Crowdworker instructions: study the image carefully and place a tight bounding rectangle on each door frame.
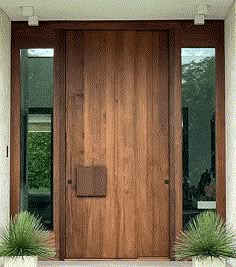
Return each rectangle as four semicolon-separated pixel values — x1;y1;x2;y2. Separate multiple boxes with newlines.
11;20;225;260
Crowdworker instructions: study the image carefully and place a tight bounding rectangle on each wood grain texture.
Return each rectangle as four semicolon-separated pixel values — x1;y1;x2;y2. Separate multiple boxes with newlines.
116;32;137;258
10;40;21;216
168;28;183;260
76;166;107;197
66;31;169;259
151;31;169;257
12;21;181;33
215;35;226;220
135;31;169;257
54;30;66;260
66;31;85;259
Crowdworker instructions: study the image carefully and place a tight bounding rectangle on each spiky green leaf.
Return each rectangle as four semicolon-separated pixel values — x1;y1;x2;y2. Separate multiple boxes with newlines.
0;211;55;258
175;211;236;260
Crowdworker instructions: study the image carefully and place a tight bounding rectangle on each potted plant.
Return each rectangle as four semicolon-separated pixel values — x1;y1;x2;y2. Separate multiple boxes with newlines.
175;211;236;267
0;211;55;267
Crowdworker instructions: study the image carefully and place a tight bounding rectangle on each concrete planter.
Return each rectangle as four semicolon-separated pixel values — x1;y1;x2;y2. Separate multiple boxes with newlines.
3;256;38;267
192;257;226;267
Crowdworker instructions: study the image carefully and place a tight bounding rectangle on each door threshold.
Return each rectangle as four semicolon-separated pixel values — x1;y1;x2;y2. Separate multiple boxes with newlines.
65;258;170;261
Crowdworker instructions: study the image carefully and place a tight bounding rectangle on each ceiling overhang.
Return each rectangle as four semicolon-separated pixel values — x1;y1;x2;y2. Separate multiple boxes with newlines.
0;0;234;22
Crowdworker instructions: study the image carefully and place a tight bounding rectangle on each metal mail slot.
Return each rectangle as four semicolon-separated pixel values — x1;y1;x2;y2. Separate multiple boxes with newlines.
76;166;107;197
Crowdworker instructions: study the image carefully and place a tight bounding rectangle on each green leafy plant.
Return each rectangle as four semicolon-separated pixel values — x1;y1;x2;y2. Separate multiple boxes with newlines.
175;211;236;260
28;132;52;190
0;211;55;258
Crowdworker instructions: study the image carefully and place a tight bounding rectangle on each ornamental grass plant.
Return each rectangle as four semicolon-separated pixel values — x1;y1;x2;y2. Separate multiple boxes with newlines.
0;211;55;258
175;211;236;261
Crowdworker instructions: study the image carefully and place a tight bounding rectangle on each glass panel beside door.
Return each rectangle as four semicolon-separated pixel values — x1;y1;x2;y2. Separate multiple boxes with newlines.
20;49;54;230
181;48;216;227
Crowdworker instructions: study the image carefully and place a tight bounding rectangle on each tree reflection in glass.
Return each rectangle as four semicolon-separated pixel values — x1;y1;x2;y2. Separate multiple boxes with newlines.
181;48;216;227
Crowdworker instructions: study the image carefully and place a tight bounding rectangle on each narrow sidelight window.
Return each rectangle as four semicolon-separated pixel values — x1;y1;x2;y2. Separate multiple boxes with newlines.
181;48;216;227
20;49;54;230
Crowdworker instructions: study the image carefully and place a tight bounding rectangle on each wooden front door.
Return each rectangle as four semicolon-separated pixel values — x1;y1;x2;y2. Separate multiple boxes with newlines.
65;30;169;259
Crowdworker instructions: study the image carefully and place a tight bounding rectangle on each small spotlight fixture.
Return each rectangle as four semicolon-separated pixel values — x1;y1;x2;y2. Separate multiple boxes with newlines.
21;5;39;26
194;4;209;25
194;14;205;25
28;15;39;26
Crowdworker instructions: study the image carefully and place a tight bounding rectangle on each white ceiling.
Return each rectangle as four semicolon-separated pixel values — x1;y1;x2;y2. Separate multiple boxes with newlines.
0;0;233;21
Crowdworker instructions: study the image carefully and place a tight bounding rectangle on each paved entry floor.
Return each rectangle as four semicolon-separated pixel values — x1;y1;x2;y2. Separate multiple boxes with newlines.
39;261;192;267
38;261;235;267
0;260;234;266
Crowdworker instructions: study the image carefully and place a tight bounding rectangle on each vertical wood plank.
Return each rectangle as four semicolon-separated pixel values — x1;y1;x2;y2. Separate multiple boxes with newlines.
151;31;169;256
83;31;106;258
10;41;21;216
65;31;85;258
117;32;137;258
136;31;170;257
54;30;66;260
102;31;118;258
135;31;152;256
169;28;183;259
215;36;226;220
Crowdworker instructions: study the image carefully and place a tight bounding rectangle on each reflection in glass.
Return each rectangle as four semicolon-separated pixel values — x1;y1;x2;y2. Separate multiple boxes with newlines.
182;48;216;227
20;49;54;230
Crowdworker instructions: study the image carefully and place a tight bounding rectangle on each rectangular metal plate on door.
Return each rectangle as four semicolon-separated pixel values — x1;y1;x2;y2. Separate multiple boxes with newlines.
76;166;107;197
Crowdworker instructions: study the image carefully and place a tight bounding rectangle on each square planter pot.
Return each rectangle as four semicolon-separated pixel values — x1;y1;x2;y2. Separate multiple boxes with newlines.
192;257;226;267
3;256;38;267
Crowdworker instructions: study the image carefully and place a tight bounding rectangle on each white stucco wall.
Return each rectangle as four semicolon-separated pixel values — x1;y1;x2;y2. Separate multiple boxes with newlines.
225;0;236;224
225;4;236;266
0;9;11;226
